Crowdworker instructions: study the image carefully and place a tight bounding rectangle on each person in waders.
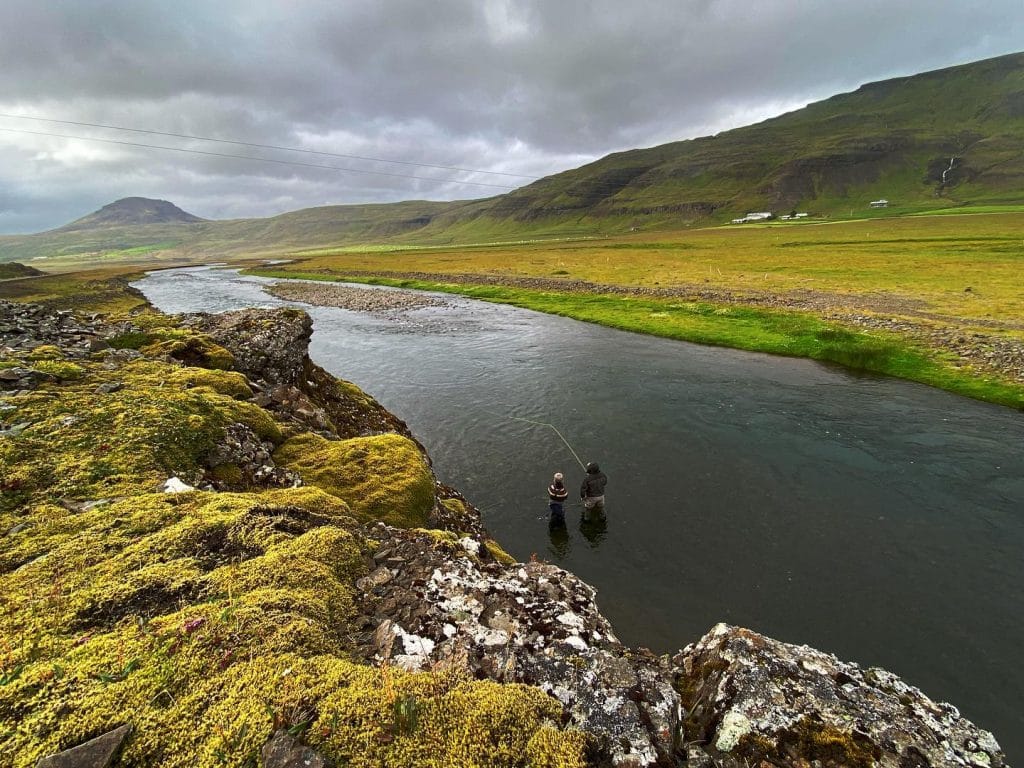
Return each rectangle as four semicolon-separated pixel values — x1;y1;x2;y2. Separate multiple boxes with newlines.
580;462;607;519
548;472;569;526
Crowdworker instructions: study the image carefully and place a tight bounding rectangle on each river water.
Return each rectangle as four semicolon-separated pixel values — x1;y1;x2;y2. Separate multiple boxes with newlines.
136;266;1024;757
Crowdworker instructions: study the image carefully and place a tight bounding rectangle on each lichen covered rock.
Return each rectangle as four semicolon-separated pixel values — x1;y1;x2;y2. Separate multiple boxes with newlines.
675;623;1006;768
352;524;683;766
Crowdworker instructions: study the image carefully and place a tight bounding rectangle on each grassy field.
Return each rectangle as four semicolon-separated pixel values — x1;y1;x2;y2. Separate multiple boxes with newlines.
0;265;151;314
258;212;1024;326
249;211;1024;409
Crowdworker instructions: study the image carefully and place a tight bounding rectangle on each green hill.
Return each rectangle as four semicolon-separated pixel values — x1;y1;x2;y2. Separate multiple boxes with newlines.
2;51;1022;263
425;51;1024;237
0;262;44;279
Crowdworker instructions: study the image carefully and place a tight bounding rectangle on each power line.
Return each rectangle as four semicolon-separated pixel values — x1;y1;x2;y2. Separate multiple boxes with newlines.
0;127;520;190
0;112;538;179
0;116;658;202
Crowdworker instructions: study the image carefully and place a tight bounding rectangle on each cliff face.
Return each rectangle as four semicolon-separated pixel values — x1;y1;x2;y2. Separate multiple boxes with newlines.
0;302;1008;768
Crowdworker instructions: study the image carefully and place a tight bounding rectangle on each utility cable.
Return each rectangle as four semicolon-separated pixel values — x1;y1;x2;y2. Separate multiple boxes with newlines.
0;112;538;179
0;116;669;204
0;127;519;190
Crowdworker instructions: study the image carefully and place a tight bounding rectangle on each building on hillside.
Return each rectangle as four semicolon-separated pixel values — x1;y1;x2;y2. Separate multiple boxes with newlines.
794;212;809;218
869;199;889;208
732;211;774;223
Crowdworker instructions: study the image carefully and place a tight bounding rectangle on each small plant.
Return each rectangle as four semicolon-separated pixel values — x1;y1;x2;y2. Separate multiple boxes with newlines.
391;693;422;737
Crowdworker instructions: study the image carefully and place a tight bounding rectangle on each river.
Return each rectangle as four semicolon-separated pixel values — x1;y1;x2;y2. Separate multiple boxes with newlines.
135;266;1024;759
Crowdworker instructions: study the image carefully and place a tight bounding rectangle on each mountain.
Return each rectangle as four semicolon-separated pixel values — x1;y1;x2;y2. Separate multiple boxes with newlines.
56;197;205;231
1;51;1022;263
424;51;1024;236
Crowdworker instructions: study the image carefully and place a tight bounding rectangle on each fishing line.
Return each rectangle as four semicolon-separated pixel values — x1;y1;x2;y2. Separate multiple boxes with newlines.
482;408;586;470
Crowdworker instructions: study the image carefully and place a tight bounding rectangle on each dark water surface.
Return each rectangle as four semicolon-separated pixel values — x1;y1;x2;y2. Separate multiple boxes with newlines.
136;266;1024;758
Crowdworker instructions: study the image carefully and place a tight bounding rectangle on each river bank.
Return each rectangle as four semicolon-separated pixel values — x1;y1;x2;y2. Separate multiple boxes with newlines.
249;268;1024;410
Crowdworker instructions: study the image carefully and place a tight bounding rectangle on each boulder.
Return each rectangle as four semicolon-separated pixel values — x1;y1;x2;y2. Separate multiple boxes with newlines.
35;724;131;768
675;623;1006;768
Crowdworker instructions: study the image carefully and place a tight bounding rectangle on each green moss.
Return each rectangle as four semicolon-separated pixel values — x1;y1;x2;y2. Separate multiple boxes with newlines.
484;539;517;566
786;718;881;768
525;726;590;768
1;484;583;768
106;331;153;350
28;360;85;381
207;463;244;487
166;368;253;400
0;311;592;766
142;330;235;371
0;359;279;509
274;433;436;527
25;345;65;361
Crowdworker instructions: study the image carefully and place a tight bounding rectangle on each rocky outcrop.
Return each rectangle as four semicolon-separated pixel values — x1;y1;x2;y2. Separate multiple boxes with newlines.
674;624;1005;768
182;307;313;387
186;307;416;439
0;300;108;361
353;523;681;766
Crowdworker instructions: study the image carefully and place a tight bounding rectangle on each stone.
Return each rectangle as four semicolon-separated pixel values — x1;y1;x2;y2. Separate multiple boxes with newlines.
356;566;393;591
94;381;124;394
675;623;1007;768
262;729;331;768
35;723;131;768
162;477;196;493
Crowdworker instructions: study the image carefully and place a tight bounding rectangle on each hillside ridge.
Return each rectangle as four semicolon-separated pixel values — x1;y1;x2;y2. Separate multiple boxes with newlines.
1;50;1022;261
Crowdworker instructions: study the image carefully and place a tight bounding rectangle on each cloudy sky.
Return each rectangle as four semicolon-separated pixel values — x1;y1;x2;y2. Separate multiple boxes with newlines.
0;0;1020;234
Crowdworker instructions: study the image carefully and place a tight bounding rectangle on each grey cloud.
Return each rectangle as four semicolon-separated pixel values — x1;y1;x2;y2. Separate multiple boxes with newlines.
0;0;1021;232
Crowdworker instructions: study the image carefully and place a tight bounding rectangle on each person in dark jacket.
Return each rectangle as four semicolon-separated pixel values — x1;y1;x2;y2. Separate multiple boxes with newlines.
580;462;607;514
548;472;569;525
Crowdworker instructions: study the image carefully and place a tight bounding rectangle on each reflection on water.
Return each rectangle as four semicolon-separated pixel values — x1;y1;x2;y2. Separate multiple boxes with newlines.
580;507;609;547
547;519;571;558
135;266;1024;761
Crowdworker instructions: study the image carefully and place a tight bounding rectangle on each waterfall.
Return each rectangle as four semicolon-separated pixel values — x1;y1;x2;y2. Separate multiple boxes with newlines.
942;156;957;184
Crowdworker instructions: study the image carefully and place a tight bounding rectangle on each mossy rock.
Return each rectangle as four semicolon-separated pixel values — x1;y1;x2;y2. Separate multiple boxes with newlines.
484;538;518;566
142;331;235;371
274;433;436;528
0;359;279;508
166;368;253;399
29;360;85;380
26;345;65;361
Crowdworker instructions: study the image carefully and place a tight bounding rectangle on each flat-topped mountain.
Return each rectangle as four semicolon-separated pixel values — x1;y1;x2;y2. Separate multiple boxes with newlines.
55;197;205;232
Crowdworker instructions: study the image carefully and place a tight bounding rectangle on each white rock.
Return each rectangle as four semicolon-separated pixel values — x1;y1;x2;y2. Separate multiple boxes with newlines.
162;477;196;493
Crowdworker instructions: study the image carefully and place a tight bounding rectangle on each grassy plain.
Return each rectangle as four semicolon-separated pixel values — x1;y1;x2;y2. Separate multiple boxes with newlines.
0;266;151;314
251;212;1024;409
